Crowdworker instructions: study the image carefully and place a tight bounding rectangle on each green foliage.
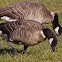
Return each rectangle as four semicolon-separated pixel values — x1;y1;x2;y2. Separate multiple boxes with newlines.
0;0;62;62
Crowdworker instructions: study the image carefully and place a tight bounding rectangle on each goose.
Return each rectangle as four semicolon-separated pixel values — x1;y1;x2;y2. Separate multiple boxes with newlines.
0;1;62;35
0;18;57;55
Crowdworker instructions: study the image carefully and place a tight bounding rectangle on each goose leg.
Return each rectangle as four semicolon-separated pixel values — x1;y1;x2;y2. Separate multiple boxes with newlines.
23;45;28;54
6;41;18;55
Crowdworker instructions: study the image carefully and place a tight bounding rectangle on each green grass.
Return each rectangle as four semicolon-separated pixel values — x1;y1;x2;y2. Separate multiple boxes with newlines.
0;0;62;62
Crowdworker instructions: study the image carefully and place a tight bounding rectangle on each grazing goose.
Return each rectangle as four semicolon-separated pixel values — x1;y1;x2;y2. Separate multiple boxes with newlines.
0;1;62;35
0;18;57;55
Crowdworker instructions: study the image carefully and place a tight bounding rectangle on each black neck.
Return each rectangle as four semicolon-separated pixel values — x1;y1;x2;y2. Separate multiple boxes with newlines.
52;13;59;29
42;28;55;39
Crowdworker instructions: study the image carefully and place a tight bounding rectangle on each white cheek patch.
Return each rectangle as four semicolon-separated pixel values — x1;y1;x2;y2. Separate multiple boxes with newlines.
54;27;59;34
1;16;17;22
51;12;55;20
40;30;46;39
49;38;54;45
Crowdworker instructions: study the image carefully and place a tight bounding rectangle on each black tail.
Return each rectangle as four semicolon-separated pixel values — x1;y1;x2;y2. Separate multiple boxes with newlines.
52;13;62;35
42;28;57;52
0;23;10;34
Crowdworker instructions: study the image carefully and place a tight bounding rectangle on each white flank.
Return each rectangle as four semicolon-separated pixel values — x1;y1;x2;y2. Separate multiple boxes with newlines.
19;42;22;44
51;12;55;20
0;30;2;35
1;16;17;22
54;27;59;34
40;30;46;39
49;38;53;45
9;39;13;41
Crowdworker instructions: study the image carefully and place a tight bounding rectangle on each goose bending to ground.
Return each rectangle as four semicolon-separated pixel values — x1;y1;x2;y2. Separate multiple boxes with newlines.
0;18;57;55
0;1;62;35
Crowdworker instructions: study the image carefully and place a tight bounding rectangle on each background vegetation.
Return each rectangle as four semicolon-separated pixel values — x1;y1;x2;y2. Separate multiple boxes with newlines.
0;0;62;62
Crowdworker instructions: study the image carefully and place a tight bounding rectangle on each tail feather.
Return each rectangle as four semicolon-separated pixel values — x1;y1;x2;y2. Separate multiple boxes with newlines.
0;7;19;21
0;7;10;12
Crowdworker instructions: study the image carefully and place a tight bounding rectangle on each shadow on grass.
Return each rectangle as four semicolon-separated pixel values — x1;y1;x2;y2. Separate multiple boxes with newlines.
0;48;23;54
